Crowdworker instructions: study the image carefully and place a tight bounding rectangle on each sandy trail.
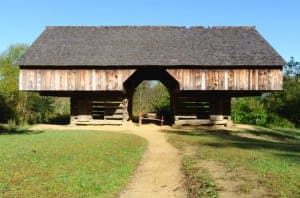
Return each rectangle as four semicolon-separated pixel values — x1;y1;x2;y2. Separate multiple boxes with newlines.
30;123;187;198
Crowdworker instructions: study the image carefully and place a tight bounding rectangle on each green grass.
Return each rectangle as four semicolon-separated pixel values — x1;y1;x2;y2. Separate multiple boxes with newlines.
0;130;147;197
168;126;300;197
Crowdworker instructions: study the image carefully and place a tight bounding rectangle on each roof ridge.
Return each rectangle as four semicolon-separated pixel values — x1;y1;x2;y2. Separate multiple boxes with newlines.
45;25;255;30
46;26;187;29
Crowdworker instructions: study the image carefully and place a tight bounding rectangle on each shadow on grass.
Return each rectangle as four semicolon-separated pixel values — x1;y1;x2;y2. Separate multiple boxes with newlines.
163;128;300;154
269;128;300;139
275;153;300;165
0;126;43;135
241;127;300;141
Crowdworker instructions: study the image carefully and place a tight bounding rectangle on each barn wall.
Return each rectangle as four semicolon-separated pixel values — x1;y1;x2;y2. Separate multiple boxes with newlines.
167;69;282;91
20;68;282;91
19;69;135;91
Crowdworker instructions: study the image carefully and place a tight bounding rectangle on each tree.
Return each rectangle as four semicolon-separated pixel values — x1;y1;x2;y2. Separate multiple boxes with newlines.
232;97;267;125
0;44;28;123
232;57;300;127
0;44;56;125
264;57;300;127
132;81;170;121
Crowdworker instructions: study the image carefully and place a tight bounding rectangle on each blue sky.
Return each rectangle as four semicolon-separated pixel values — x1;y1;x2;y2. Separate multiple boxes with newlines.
1;0;299;61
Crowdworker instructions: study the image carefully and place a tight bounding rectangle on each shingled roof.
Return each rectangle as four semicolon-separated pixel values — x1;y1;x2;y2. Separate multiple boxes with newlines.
19;26;285;67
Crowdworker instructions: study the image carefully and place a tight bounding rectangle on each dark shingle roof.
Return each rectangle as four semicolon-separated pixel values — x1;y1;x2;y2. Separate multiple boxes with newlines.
19;26;285;67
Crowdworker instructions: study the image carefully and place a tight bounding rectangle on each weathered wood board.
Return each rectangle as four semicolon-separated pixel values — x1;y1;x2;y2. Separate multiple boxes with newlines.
167;69;282;91
20;69;135;91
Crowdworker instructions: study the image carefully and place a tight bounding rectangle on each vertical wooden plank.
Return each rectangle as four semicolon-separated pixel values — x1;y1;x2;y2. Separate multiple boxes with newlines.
255;70;258;90
117;70;123;90
233;70;237;90
205;70;210;89
36;69;41;90
201;70;206;90
25;70;30;90
265;69;270;90
240;69;245;90
218;70;224;90
40;70;45;90
107;70;112;90
258;70;263;90
81;70;86;90
74;70;79;90
85;70;92;90
63;70;68;90
224;70;228;90
95;70;100;90
182;69;187;90
244;69;248;90
249;69;252;90
227;70;234;90
29;70;36;90
67;70;75;90
54;70;58;90
112;70;118;90
238;70;242;90
195;70;201;89
100;70;106;90
213;70;218;90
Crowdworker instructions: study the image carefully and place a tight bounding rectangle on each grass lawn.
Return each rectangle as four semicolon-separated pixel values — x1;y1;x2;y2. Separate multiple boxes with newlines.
168;126;300;197
0;130;147;197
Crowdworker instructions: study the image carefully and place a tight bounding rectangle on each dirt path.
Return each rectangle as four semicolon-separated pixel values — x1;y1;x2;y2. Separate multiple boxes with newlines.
30;123;187;198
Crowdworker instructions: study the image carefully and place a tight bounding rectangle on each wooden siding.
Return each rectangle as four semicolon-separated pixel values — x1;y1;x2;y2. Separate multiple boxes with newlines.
20;69;135;91
20;68;282;91
167;69;282;91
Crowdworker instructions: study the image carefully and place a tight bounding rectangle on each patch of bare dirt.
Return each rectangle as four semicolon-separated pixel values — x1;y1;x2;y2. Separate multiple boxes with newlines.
180;144;272;198
195;158;272;198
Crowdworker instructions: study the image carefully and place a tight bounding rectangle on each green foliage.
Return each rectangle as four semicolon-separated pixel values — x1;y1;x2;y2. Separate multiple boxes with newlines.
0;44;65;126
0;130;146;197
264;78;300;127
232;57;300;127
232;97;267;125
132;81;171;122
132;81;155;115
0;44;28;123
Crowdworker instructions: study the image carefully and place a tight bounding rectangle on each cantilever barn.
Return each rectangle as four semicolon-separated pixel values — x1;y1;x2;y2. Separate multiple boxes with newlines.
18;26;285;125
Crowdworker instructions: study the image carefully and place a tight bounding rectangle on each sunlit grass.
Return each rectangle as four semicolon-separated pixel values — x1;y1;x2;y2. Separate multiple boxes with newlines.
0;130;146;197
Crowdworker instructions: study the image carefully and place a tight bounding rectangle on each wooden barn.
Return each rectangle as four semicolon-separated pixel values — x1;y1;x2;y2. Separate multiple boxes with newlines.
18;26;285;125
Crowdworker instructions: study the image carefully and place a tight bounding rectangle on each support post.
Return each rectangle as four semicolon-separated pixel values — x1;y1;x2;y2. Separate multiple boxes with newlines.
122;98;129;122
209;95;232;126
70;96;92;125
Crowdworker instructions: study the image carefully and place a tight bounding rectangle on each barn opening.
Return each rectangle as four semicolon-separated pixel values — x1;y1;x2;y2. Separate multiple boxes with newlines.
123;68;180;123
132;80;171;124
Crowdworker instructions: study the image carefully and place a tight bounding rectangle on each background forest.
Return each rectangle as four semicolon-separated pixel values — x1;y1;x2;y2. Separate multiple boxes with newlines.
0;44;299;128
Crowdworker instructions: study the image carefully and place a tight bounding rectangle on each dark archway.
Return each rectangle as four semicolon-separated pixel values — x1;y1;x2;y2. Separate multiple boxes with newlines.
123;68;180;122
